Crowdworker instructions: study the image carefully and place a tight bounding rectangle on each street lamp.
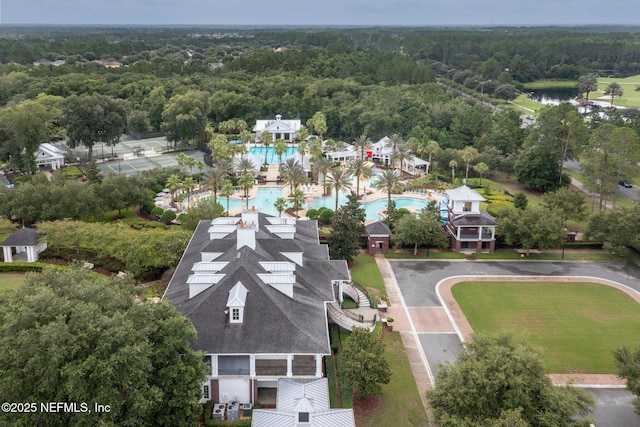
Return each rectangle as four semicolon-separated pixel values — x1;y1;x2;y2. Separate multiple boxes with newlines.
475;79;491;95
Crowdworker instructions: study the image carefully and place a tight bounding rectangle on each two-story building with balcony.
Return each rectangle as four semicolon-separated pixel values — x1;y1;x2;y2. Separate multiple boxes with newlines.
444;185;497;253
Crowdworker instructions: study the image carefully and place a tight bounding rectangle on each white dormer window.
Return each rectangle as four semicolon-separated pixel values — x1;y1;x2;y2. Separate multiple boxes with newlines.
227;282;248;324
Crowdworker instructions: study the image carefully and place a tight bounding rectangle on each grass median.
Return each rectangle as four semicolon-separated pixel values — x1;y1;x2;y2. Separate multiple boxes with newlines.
452;281;640;373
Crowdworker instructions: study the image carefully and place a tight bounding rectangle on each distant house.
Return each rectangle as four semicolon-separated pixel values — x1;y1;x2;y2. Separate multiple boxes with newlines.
251;378;355;427
34;143;67;171
444;185;497;253
93;60;122;68
163;209;351;405
253;115;302;142
370;136;429;175
33;59;65;67
0;228;47;263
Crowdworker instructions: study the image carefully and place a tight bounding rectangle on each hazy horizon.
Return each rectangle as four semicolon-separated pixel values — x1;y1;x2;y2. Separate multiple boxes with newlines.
1;1;639;27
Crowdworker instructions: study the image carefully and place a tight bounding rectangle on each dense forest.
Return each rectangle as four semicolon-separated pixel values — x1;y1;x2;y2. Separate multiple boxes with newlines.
0;25;639;206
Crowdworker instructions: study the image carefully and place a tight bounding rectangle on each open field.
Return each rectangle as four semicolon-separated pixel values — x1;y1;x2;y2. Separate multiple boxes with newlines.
452;281;640;374
0;273;26;292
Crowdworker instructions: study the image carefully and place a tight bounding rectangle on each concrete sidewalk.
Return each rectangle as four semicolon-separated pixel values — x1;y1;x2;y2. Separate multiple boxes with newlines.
374;255;433;410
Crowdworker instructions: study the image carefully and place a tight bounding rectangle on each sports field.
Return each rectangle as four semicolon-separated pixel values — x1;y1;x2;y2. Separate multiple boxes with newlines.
451;281;640;374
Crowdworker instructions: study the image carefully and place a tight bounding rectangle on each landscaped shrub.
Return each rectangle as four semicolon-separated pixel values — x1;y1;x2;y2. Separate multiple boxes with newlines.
142;199;156;214
151;207;164;217
0;262;47;272
306;208;319;220
161;210;177;222
318;209;335;224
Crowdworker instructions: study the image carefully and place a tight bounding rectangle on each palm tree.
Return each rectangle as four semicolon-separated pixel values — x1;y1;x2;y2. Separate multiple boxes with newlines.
220;182;234;216
235;157;256;177
238;173;254;209
309;138;323;162
391;144;412;176
195;160;206;180
460;146;479;180
274;138;287;165
274;197;288;217
298;140;308;172
313;156;332;196
281;158;307;195
239;129;254;146
352;135;370;159
327;168;353;211
348;158;374;199
175;152;188;178
384;134;404;167
288;188;305;218
374;169;403;213
449;160;457;182
474;162;489;185
604;82;623;107
260;130;273;165
166;174;181;201
578;74;599;102
184;155;196;176
182;176;196;209
419;139;439;174
209;167;228;206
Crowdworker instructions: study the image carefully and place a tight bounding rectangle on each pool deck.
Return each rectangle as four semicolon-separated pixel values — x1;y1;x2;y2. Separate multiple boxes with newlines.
170;173;446;220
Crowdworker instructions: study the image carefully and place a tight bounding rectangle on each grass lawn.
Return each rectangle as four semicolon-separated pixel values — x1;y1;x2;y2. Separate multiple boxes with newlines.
598;75;640;108
452;281;640;374
358;330;428;427
350;253;386;302
0;273;26;292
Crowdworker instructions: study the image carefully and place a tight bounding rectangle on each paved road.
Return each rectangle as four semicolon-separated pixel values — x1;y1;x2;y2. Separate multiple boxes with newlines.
388;259;640;426
565;159;639;202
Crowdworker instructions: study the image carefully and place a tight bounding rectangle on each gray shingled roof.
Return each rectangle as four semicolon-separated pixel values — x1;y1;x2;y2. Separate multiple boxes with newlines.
0;228;40;247
451;211;498;227
365;221;391;236
163;214;349;355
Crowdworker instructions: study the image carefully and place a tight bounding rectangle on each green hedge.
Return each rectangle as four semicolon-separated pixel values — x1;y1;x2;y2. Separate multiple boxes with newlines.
0;262;48;272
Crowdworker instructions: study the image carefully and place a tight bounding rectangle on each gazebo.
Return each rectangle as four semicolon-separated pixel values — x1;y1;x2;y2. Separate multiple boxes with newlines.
0;228;46;263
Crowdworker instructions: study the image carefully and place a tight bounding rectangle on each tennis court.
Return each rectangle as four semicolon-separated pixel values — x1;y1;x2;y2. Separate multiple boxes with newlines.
58;135;206;176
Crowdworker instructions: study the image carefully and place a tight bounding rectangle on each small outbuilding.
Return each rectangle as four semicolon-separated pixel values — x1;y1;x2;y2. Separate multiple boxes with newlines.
0;228;47;263
365;221;391;255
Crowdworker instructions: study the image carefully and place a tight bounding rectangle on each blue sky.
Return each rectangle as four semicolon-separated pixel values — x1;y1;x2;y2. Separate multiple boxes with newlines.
2;0;639;26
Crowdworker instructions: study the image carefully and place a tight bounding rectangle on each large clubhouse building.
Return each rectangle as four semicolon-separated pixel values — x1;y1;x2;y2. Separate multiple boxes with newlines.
163;208;351;406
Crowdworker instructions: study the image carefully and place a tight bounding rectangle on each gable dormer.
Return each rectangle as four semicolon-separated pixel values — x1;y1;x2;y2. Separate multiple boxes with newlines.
226;281;248;324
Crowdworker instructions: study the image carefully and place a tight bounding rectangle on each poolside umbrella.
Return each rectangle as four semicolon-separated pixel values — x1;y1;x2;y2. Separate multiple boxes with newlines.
156;192;165;197
305;198;315;208
163;188;170;193
154;196;165;201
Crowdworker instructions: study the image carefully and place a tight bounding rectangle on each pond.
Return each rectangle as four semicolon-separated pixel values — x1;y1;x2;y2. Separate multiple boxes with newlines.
530;88;580;105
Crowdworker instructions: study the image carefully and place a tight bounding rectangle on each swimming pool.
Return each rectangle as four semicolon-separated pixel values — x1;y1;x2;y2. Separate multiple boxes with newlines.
249;146;298;164
214;188;430;220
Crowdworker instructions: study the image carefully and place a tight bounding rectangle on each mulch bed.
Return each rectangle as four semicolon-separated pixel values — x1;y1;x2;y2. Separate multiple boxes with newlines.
353;394;383;427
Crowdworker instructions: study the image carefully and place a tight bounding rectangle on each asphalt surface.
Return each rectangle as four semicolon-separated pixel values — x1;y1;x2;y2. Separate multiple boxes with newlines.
388;260;640;426
565;159;639;202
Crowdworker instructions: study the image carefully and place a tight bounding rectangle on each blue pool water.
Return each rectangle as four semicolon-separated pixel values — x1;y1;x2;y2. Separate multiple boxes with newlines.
249;146;298;164
213;188;430;220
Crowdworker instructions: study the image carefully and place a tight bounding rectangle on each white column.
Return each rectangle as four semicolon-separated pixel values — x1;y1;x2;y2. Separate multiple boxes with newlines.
27;246;37;262
286;354;293;377
212;355;218;377
315;355;323;377
2;247;12;262
250;355;256;377
491;227;495;239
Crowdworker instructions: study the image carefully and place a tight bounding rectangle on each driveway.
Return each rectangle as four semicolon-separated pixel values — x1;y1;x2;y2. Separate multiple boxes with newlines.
386;259;640;426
